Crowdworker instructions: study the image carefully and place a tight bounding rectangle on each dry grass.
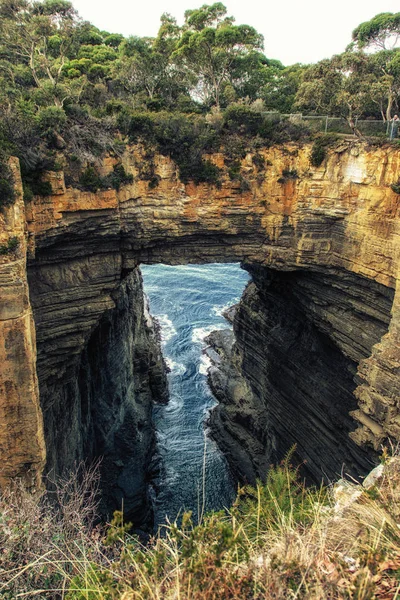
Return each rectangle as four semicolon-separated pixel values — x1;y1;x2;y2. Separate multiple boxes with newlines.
1;454;400;599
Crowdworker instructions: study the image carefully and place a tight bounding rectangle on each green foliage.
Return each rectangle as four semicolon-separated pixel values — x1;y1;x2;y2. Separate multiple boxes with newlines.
21;160;54;196
79;163;133;192
277;169;299;184
0;159;16;207
351;12;400;51
36;106;67;132
223;103;270;136
391;178;400;194
107;163;133;190
0;236;19;255
78;165;103;192
310;133;339;167
120;111;222;185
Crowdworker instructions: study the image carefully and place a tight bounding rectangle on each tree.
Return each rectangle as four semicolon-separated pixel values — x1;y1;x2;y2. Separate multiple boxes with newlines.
261;62;306;113
0;0;79;106
295;54;372;134
172;3;264;108
350;12;400;51
348;13;400;121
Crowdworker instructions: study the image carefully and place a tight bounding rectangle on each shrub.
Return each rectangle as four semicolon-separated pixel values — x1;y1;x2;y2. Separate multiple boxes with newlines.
0;236;19;255
310;133;339;167
0;159;16;207
391;179;400;194
36;106;67;133
79;165;103;192
277;169;299;184
107;163;133;190
223;104;269;137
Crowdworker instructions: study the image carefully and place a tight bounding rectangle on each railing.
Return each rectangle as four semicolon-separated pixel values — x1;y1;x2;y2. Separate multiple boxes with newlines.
258;111;393;136
282;114;390;137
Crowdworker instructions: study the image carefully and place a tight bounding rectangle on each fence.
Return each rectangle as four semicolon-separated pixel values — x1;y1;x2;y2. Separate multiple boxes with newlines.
282;114;389;137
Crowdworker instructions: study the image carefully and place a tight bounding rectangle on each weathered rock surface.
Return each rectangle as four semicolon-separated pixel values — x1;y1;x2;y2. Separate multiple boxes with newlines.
30;267;168;523
0;159;45;490
205;329;270;483
209;265;394;483
2;141;400;514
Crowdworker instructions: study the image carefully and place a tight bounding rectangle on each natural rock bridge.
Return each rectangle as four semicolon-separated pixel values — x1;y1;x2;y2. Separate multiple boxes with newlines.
1;142;400;520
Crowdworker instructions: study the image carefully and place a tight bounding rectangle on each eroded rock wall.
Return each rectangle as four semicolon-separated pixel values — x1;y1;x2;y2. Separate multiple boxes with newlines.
209;265;394;484
2;141;400;505
0;159;45;490
27;262;167;523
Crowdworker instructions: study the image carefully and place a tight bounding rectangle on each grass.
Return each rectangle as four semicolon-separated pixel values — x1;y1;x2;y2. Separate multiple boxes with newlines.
1;452;400;599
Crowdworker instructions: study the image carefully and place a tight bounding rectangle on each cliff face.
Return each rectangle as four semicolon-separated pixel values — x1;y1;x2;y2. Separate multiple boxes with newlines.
208;265;394;483
1;141;400;511
0;159;45;490
29;266;167;522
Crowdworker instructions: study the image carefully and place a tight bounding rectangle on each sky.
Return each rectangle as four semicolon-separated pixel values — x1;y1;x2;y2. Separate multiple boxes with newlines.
71;0;400;65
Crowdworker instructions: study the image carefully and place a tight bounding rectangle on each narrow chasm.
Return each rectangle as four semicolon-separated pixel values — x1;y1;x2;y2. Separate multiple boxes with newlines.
141;263;249;526
208;265;395;486
28;266;168;527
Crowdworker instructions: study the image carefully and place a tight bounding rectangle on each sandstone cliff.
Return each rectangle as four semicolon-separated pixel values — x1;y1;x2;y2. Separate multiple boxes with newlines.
1;140;400;515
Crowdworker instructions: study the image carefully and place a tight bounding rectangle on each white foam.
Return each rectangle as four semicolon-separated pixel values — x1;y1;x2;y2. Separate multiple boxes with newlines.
211;298;239;318
166;358;185;375
199;353;212;376
157;314;177;344
191;325;216;344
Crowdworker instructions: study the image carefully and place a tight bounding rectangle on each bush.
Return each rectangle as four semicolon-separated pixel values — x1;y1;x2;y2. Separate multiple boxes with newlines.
0;236;19;255
79;165;103;192
277;169;299;184
36;106;67;133
223;104;270;136
310;133;339;167
107;163;133;190
0;159;16;207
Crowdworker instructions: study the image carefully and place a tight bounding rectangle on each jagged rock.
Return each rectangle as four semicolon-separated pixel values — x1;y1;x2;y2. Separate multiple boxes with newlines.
363;463;385;489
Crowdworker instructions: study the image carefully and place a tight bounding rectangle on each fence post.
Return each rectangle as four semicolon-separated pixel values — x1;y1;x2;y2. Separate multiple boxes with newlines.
325;116;328;134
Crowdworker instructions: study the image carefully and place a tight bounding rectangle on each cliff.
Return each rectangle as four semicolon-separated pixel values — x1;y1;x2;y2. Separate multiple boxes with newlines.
1;140;400;513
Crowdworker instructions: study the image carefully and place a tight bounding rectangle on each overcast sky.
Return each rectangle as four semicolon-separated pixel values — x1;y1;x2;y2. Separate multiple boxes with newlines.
71;0;399;65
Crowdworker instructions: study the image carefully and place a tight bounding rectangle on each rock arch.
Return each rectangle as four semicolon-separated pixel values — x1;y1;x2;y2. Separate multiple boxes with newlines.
1;142;400;520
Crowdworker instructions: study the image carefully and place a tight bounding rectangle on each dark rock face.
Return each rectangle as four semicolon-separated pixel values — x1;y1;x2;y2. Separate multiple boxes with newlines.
209;266;395;484
28;265;167;524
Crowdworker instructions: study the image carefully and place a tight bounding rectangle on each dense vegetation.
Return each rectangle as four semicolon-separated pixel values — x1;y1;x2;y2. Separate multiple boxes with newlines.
1;454;400;598
0;1;399;199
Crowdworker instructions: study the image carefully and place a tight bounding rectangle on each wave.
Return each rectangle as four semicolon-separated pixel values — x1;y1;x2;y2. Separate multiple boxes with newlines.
165;358;185;375
199;352;212;376
157;314;177;343
211;297;240;318
191;325;217;345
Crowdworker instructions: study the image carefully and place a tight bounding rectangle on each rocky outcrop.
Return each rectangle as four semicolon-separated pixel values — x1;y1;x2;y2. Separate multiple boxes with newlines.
206;329;271;483
1;141;400;513
0;159;45;490
31;267;168;523
209;265;394;483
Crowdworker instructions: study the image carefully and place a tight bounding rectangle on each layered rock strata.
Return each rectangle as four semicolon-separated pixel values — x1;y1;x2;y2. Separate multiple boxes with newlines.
1;141;400;511
0;159;45;490
29;264;167;522
208;265;394;484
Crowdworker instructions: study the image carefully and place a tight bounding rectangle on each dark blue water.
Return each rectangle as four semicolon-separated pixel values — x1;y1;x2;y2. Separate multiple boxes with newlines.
141;263;250;526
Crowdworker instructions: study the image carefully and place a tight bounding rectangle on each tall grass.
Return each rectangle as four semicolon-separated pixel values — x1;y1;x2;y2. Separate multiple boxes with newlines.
1;454;400;599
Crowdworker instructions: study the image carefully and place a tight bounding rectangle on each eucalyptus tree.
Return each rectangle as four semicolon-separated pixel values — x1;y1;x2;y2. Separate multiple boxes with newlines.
348;12;400;120
0;0;80;106
172;2;264;108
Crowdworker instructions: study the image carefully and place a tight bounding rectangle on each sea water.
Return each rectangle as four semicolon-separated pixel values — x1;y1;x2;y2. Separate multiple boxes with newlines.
141;263;250;527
